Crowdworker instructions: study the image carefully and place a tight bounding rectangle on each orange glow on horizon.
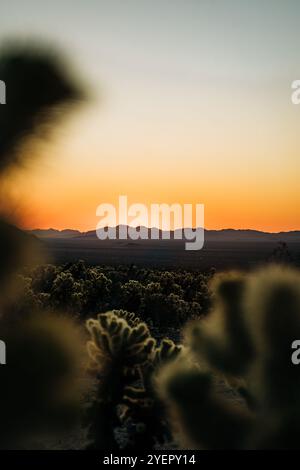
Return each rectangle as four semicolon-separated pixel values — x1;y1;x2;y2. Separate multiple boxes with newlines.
6;80;299;235
1;0;300;236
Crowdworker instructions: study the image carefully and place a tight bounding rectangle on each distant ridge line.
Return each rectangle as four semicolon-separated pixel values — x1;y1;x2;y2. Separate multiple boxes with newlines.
28;226;300;242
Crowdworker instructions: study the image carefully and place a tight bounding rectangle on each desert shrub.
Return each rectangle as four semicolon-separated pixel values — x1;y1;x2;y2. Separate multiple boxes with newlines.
67;260;88;281
82;270;112;314
140;282;165;324
24;263;212;327
120;280;145;313
31;264;58;293
50;271;82;312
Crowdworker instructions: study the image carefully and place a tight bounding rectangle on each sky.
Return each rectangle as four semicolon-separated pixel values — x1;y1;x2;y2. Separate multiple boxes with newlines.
1;0;300;232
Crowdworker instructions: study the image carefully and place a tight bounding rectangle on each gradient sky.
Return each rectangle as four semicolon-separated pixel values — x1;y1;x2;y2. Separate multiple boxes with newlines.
1;0;300;231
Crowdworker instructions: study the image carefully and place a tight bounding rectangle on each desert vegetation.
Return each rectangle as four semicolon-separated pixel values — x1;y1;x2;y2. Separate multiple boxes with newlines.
4;257;300;450
16;262;212;329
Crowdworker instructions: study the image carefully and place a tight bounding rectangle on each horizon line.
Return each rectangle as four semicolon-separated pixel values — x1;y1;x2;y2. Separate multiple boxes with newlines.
27;226;300;235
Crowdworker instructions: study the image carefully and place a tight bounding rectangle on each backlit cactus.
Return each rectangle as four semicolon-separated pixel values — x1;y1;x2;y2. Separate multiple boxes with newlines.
85;310;183;450
122;339;184;449
85;310;155;449
86;311;154;371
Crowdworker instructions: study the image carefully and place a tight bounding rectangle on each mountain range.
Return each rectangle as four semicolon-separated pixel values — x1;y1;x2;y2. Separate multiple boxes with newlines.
28;227;300;242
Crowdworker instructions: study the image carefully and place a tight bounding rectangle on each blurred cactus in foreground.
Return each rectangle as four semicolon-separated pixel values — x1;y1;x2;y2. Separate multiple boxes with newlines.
85;310;182;450
157;265;300;449
0;313;87;448
0;41;84;173
0;41;87;448
0;40;85;287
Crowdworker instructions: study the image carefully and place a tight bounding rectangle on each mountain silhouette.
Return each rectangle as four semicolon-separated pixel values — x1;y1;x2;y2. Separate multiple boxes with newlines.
28;227;300;242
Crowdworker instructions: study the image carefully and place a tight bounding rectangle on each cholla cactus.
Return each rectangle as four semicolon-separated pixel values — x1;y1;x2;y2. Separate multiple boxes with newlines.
157;265;300;449
158;361;252;449
152;339;183;369
111;309;142;328
85;310;155;449
186;272;254;379
245;266;300;448
85;310;183;450
86;311;154;372
122;339;184;449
